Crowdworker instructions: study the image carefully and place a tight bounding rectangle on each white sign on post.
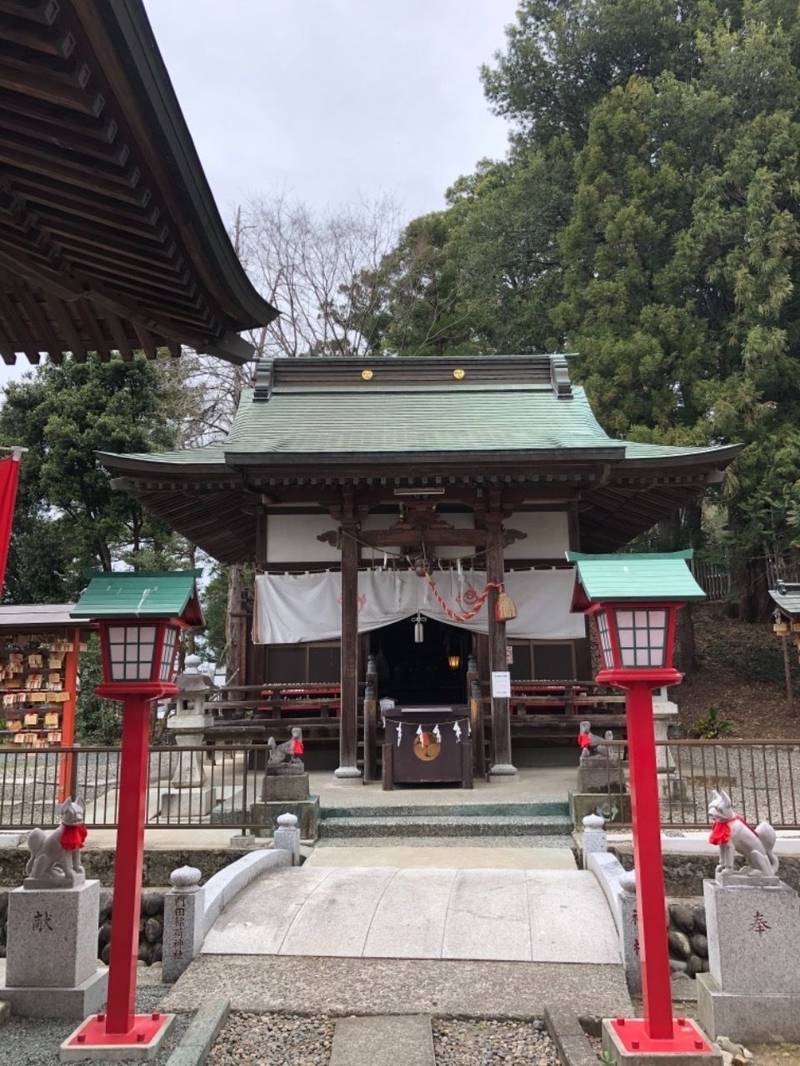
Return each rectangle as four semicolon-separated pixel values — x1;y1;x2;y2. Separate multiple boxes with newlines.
491;671;511;698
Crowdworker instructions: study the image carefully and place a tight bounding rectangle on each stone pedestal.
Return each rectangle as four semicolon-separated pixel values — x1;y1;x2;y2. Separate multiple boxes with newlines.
159;654;216;819
251;796;320;841
601;1017;722;1065
0;880;107;1017
696;877;800;1042
576;759;627;794
251;768;320;840
262;770;310;802
569;791;632;825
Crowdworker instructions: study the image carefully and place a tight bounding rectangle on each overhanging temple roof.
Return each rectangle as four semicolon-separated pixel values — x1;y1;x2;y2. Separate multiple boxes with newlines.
100;355;741;562
0;0;276;365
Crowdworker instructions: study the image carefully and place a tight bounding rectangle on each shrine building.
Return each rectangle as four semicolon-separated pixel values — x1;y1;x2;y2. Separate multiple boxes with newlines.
100;354;740;779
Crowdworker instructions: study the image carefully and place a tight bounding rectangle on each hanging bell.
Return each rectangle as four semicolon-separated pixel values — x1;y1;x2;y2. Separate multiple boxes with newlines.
414;613;424;643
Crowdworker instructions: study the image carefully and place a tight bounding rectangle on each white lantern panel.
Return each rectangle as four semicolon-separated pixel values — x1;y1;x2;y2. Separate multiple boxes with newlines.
613;605;668;670
159;626;179;682
596;610;614;668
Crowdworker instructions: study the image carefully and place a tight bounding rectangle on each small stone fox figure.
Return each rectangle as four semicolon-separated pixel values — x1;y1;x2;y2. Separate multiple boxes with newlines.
708;788;778;879
25;797;87;887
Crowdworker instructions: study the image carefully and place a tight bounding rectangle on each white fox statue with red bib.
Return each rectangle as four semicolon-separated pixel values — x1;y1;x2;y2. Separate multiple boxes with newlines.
24;796;87;889
708;788;779;886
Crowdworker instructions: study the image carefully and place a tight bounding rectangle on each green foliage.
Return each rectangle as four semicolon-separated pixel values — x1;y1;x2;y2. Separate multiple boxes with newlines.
688;707;735;740
361;0;800;612
201;565;229;668
0;356;192;600
76;635;121;744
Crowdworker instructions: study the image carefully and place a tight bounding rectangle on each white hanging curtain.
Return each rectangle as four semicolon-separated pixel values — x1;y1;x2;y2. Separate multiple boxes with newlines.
252;569;584;644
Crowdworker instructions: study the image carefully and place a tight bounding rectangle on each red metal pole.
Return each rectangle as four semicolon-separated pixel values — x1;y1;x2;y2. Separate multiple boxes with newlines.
624;680;674;1041
105;696;151;1035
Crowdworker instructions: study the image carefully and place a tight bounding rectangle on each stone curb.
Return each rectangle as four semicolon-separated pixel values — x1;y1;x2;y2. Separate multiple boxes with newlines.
164;998;230;1066
544;1005;597;1066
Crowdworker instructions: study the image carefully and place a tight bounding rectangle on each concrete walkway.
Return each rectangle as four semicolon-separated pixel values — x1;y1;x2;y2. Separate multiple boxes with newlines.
162;954;632;1020
202;865;620;964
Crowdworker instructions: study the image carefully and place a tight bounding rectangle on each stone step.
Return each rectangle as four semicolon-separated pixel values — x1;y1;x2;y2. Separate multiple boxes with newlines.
314;834;576;850
320;801;569;819
330;1015;434;1066
317;814;573;839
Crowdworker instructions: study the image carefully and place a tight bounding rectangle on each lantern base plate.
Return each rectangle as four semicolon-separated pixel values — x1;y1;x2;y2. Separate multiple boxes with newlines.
59;1012;175;1062
602;1018;722;1064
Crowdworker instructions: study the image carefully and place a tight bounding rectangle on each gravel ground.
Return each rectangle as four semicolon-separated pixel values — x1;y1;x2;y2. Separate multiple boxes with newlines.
207;1012;335;1065
0;967;190;1066
432;1019;560;1065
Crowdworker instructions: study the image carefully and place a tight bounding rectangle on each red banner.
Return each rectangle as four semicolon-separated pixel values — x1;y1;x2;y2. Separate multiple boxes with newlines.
0;455;21;595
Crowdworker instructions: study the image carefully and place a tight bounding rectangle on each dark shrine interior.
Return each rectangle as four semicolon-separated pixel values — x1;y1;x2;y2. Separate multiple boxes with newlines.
369;617;471;705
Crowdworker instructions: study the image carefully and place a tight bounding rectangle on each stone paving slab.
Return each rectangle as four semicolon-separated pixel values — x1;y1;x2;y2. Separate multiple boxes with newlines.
307;843;578;868
201;865;620;964
330;1015;434;1066
161;954;633;1020
312;765;576;807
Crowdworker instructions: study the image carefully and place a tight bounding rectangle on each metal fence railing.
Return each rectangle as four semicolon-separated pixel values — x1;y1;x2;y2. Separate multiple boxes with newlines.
2;739;800;832
0;744;280;832
588;739;800;829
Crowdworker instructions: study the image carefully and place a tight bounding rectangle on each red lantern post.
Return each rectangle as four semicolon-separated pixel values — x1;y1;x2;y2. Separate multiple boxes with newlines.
569;552;720;1062
63;572;203;1059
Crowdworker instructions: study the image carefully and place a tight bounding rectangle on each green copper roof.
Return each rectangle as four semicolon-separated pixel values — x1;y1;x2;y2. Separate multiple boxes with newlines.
223;384;624;457
71;571;204;624
769;582;800;617
97;355;741;467
567;551;706;604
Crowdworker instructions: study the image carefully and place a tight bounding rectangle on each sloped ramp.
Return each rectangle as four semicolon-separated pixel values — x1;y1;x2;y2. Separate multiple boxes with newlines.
202;865;620;963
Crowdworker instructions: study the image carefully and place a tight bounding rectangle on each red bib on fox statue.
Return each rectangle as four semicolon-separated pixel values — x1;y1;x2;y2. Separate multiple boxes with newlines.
291;737;304;756
61;823;88;851
708;814;757;846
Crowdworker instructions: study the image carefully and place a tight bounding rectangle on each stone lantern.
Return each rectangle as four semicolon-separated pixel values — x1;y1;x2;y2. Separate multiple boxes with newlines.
159;654;216;819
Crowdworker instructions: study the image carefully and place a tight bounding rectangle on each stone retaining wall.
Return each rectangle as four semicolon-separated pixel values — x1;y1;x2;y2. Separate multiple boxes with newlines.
612;846;800;897
0;886;166;967
667;898;708;979
0;846;246;888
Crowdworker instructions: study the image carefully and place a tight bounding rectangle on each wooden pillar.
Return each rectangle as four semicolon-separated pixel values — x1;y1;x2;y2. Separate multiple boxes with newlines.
336;509;361;780
486;519;516;776
363;653;378;782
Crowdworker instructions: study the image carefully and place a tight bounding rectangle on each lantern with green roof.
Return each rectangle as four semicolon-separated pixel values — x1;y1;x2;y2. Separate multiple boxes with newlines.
568;550;706;685
71;570;203;699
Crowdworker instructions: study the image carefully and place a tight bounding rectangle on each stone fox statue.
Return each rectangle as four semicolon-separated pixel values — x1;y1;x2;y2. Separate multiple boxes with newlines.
26;797;87;887
708;788;778;879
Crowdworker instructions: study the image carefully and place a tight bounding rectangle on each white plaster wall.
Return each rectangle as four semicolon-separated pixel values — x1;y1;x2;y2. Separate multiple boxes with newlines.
266;514;341;563
265;509;568;563
505;511;569;559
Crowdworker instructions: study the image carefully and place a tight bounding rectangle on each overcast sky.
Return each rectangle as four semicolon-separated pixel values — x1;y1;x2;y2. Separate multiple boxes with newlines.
146;0;518;221
0;1;518;390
